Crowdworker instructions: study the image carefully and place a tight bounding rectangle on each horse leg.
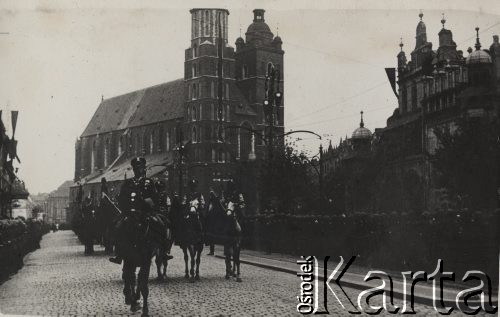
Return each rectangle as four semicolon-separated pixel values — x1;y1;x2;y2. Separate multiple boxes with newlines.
189;246;195;279
122;260;135;306
183;247;189;279
195;244;202;280
138;257;151;316
162;256;168;279
224;244;231;279
154;248;163;280
235;241;242;282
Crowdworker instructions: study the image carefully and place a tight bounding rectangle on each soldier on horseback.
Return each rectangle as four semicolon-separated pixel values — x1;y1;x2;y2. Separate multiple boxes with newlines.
153;179;174;280
173;178;205;281
222;179;245;282
110;157;168;316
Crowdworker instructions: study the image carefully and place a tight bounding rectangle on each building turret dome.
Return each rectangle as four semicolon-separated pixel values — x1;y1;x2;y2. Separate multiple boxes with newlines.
352;111;372;139
466;27;492;65
246;9;274;43
416;12;426;36
273;35;282;44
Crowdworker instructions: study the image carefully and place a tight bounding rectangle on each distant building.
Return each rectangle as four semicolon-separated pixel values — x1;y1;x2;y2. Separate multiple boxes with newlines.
47;180;74;224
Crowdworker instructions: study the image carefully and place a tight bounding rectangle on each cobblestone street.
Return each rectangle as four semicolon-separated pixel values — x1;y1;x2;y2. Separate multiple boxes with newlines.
0;231;490;316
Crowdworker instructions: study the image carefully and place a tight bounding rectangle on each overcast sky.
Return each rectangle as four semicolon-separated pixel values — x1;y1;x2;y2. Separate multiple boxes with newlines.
1;0;499;194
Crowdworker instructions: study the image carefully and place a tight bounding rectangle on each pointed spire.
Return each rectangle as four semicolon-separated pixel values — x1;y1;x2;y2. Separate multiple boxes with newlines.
399;37;404;52
441;13;446;29
419;10;423;21
276;23;279;36
475;27;481;50
101;95;104;102
360;111;365;128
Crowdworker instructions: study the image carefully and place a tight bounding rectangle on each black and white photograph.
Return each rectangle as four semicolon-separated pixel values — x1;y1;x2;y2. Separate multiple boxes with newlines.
0;0;498;315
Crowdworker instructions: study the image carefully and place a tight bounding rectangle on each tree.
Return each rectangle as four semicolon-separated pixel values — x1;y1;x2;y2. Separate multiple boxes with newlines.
258;143;319;214
433;117;500;209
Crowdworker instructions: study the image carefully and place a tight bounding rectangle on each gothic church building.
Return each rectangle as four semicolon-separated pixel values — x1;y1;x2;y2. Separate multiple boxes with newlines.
72;8;284;203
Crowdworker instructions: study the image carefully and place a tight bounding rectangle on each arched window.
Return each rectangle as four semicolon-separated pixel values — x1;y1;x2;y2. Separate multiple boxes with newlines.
149;131;154;154
166;129;170;151
192;126;198;143
193;44;198;58
158;126;164;152
143;133;149;155
225;83;229;99
192;84;197;100
226;104;230;122
118;135;123;156
104;139;110;167
91;140;96;171
212;149;216;162
192;105;197;121
242;65;248;78
267;62;274;76
204;11;210;36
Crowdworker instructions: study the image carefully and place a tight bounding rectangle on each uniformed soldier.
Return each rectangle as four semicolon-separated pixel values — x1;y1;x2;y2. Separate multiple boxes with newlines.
222;179;245;281
183;178;205;241
155;179;174;261
109;157;158;264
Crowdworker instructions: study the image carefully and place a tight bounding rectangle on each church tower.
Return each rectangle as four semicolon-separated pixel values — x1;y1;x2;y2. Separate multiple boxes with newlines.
184;8;236;164
234;9;285;153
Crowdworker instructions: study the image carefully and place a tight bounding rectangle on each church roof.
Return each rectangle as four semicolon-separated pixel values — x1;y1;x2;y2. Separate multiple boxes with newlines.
128;79;185;128
81;79;184;137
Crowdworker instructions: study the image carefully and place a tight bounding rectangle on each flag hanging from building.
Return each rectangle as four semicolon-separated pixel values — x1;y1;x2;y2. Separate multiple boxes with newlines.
11;111;18;137
385;68;398;98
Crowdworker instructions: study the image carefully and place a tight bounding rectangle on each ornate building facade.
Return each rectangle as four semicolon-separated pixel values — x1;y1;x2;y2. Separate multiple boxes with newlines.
72;8;284;206
323;13;500;212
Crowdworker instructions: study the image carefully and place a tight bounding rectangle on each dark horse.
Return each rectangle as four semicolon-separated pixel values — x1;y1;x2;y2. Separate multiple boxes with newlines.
208;194;244;282
223;200;243;282
97;193;121;254
118;191;166;316
171;194;204;281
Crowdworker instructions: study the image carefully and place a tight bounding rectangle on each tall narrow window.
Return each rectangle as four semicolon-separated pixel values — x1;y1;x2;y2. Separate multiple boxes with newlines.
205;11;209;36
104;139;109;167
150;131;154;154
192;126;197;143
166;130;170;151
211;82;215;98
192;105;197;121
242;65;248;78
225;83;229;99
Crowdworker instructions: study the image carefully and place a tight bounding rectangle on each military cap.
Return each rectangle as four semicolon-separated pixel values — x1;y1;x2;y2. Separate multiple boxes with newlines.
131;157;146;167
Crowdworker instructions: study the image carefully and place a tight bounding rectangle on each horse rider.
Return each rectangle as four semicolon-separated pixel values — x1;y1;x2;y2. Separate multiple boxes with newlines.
222;179;245;280
155;179;174;261
109;157;160;264
204;189;219;255
82;194;96;255
183;178;205;241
